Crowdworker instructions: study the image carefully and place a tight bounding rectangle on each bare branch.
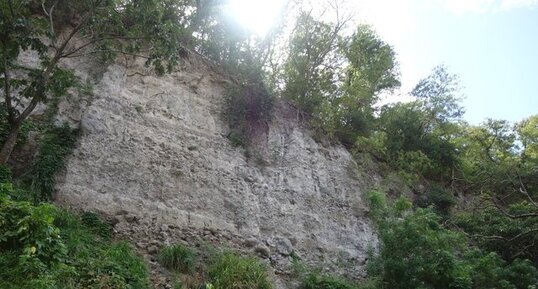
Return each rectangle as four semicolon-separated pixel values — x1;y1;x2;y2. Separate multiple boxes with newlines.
42;0;59;37
62;50;150;59
491;197;538;219
2;43;15;124
516;171;538;209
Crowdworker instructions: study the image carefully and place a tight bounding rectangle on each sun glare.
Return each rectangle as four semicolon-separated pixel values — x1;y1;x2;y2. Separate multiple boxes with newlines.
226;0;286;36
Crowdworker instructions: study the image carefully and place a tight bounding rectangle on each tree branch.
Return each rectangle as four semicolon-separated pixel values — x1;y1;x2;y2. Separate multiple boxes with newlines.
61;36;149;58
42;0;59;37
2;42;15;124
62;49;150;59
491;197;538;219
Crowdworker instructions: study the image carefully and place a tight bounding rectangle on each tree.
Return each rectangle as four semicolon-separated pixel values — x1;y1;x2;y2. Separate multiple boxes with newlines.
517;115;538;161
281;11;346;115
452;118;538;264
367;192;473;289
334;25;399;144
411;65;464;126
388;65;463;175
0;0;185;164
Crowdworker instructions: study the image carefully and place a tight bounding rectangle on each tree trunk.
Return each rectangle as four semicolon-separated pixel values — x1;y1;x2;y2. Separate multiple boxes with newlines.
0;121;22;165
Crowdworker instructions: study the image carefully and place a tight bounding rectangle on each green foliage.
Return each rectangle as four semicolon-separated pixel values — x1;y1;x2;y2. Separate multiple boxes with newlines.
279;17;401;146
0;165;11;183
225;81;273;148
416;185;456;216
0;181;150;289
29;123;77;200
343;25;400;96
80;211;112;240
208;251;272;289
281;12;341;115
467;251;538;289
454;203;538;264
449;116;538;267
0;0;188;164
0;195;67;266
365;191;538;289
370;66;463;179
334;25;400;145
299;273;357;289
368;194;474;289
517;115;538;160
158;243;196;273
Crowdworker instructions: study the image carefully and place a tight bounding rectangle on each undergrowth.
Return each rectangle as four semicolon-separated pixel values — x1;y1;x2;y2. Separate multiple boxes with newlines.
27;123;78;201
208;251;272;289
0;177;150;289
158;243;197;273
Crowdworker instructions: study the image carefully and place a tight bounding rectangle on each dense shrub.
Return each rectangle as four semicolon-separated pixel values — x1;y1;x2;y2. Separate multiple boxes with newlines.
0;165;12;183
454;204;538;265
299;273;357;289
225;81;273;148
0;182;150;289
365;191;538;289
415;185;456;216
80;211;113;240
29;124;78;200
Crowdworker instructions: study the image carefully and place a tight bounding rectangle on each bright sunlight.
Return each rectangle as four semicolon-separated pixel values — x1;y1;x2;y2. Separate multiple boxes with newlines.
226;0;286;36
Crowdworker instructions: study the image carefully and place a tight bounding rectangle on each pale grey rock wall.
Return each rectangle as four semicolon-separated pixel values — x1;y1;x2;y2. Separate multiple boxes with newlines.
55;55;377;284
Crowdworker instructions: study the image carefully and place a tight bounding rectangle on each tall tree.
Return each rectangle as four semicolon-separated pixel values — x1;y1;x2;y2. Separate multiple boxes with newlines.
0;0;185;164
334;25;400;144
281;11;346;115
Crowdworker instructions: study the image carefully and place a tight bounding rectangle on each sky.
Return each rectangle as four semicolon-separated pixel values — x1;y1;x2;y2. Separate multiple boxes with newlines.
351;0;538;124
228;0;538;124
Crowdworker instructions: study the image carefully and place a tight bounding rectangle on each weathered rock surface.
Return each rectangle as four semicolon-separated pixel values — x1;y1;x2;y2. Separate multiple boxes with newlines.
54;55;377;286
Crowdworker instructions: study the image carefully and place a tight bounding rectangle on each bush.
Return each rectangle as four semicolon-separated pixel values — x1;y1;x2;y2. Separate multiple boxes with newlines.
454;203;538;265
225;81;273;148
367;191;472;289
80;211;113;240
29;124;78;200
365;191;538;289
427;185;456;216
158;243;196;273
299;273;357;289
0;195;66;265
0;165;12;183
208;252;272;289
468;251;538;289
0;182;150;289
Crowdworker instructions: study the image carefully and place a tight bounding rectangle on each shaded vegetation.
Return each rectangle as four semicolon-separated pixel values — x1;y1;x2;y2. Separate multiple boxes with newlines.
0;175;150;289
158;243;197;273
28;124;78;201
225;81;273;148
364;191;538;289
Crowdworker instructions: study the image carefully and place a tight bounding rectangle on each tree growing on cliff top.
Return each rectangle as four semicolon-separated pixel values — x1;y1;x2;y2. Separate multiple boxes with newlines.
0;0;186;164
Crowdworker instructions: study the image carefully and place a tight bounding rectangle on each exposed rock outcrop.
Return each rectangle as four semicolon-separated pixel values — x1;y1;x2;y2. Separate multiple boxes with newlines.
54;55;378;287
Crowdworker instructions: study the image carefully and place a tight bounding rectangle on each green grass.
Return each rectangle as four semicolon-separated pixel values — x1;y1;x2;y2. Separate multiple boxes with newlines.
208;251;272;289
158;243;197;273
298;273;358;289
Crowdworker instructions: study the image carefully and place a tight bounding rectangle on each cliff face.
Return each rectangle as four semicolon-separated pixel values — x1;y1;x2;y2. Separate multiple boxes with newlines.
54;55;377;284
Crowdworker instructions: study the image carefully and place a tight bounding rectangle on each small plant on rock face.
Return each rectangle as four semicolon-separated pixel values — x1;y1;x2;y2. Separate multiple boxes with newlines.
158;244;197;273
299;273;358;289
208;251;272;289
224;80;273;149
